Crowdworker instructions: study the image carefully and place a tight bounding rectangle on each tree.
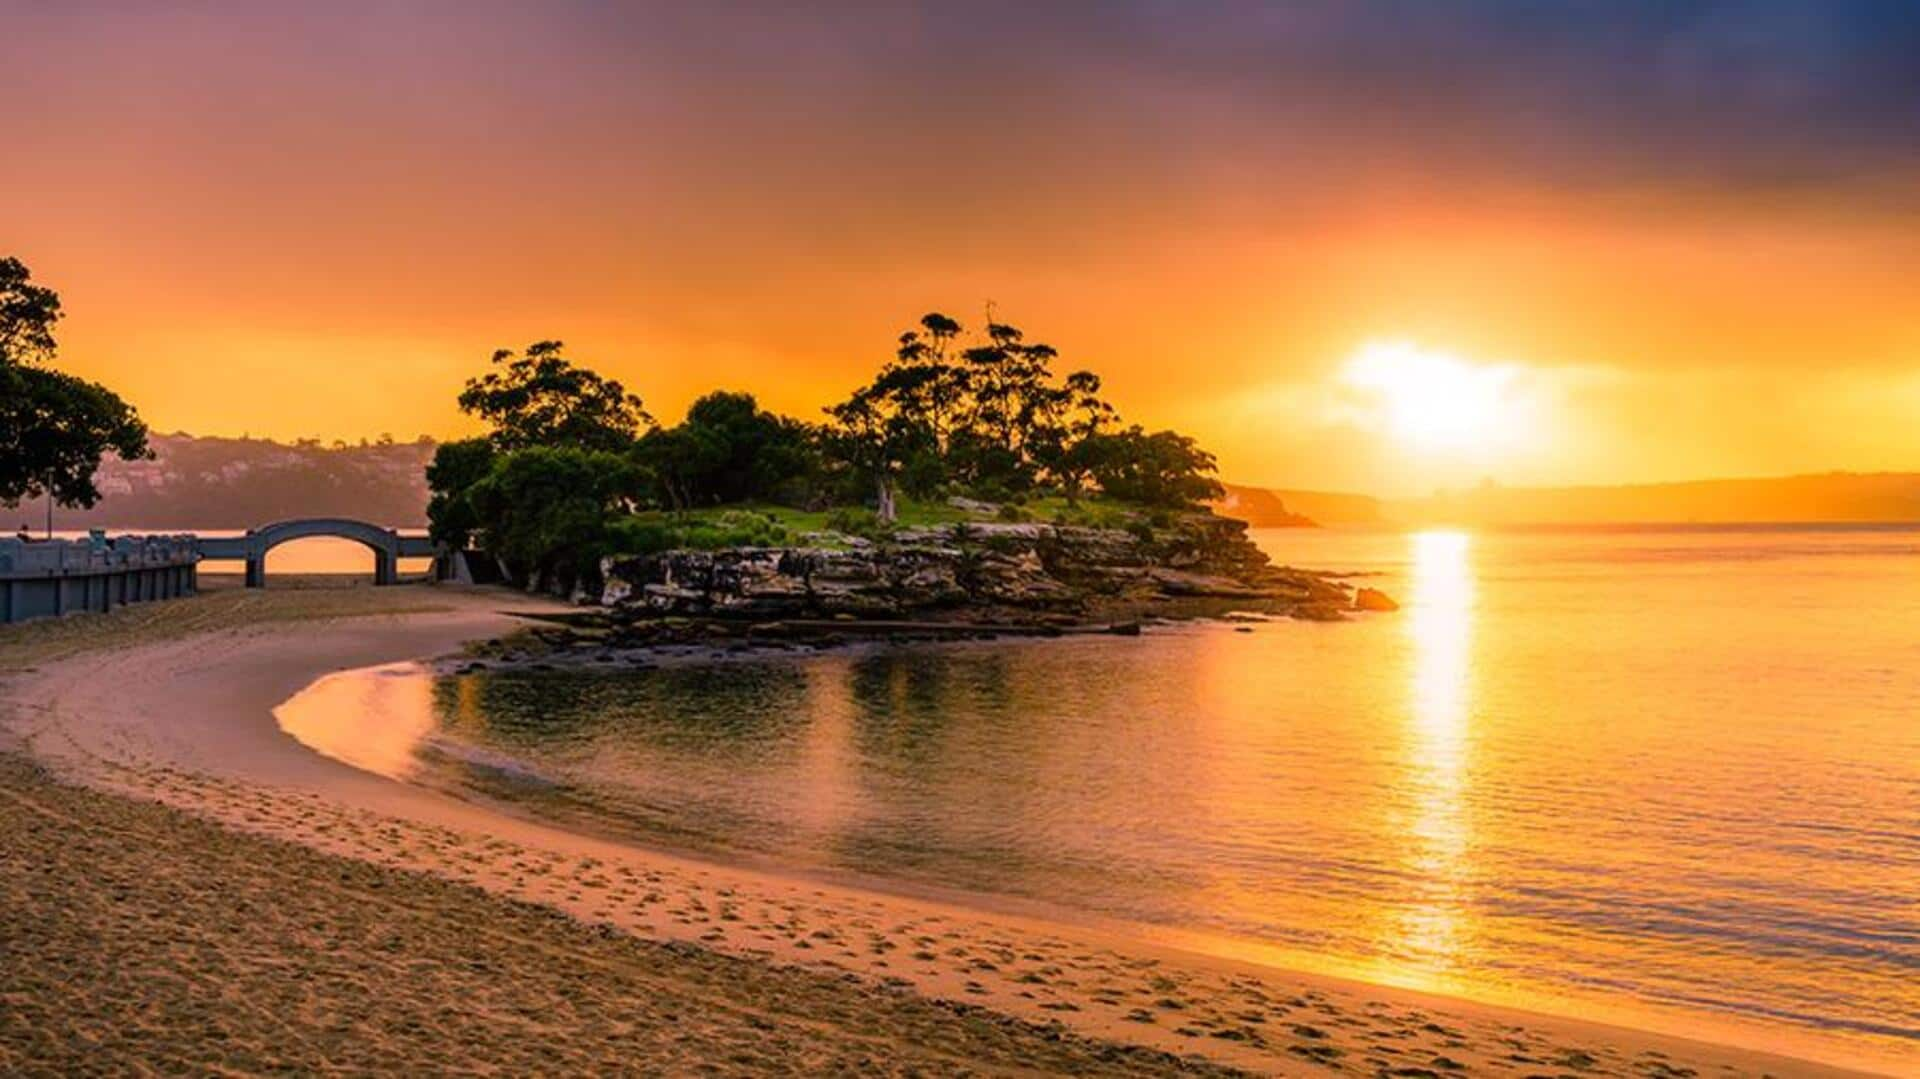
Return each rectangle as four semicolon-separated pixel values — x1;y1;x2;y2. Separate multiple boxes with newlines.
0;257;62;365
825;310;1125;508
0;257;150;512
458;340;651;452
823;379;935;522
1026;369;1116;500
630;424;709;511
424;437;497;548
888;312;968;452
1080;427;1225;508
465;446;641;590
634;391;815;509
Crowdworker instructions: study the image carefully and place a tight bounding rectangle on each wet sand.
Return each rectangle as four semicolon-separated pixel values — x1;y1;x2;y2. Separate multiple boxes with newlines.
0;585;1885;1076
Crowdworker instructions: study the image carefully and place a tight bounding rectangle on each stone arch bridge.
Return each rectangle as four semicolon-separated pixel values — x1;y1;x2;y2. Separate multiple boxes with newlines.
195;518;438;587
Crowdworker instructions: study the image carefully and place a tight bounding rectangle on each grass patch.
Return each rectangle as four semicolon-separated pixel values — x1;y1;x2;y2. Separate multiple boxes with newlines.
605;500;977;555
601;494;1182;557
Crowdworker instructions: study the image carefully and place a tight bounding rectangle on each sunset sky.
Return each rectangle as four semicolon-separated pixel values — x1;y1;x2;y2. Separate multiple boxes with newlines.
7;2;1919;496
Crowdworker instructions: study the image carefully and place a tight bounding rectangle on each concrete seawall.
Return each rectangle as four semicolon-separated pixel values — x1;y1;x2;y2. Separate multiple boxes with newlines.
0;534;200;624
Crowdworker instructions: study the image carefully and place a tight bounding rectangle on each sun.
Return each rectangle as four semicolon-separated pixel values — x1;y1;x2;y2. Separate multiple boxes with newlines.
1342;340;1523;451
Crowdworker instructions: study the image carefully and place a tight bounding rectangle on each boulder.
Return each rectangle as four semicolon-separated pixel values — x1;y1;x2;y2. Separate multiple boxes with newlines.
1353;586;1399;612
1145;567;1269;598
946;495;1001;516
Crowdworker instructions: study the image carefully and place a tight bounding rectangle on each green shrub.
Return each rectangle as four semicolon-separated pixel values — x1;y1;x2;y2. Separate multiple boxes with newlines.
687;510;793;548
605;509;794;555
605;515;679;555
824;505;894;541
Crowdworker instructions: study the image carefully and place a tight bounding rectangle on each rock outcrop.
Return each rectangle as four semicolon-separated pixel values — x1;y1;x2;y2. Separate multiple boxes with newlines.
600;514;1356;621
1353;586;1399;612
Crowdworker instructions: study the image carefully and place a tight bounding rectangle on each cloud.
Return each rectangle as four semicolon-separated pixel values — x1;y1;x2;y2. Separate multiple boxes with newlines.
3;3;1915;485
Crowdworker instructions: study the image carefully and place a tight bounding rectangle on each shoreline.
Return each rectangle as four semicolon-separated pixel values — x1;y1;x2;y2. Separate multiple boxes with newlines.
0;585;1894;1076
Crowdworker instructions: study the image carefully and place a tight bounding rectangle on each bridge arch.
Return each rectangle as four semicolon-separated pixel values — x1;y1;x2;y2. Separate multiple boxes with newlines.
246;518;402;587
196;518;437;587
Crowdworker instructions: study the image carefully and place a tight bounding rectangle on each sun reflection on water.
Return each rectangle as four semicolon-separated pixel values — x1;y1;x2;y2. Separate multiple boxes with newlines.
1398;530;1476;972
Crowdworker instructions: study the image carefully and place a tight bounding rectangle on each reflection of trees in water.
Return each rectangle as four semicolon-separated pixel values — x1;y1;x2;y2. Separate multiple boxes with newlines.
833;646;1114;885
418;639;1250;927
834;648;1045;887
427;645;1194;906
845;650;1013;763
432;663;813;754
844;647;1073;775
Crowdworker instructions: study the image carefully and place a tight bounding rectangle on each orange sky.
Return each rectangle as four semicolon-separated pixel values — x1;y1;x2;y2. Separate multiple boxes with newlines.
7;5;1918;496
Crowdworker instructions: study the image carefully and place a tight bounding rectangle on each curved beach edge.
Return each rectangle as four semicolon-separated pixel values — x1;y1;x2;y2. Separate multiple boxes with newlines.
0;583;1894;1077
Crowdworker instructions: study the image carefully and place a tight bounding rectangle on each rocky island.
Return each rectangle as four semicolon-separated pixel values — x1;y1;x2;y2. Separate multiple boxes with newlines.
602;512;1373;622
458;508;1394;665
423;314;1393;662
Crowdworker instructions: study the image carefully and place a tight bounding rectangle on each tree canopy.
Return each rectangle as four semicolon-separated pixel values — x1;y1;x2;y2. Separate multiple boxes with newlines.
0;257;63;365
465;445;640;587
635;391;814;510
823;312;1205;518
424;437;497;548
457;341;651;452
0;257;150;511
1073;427;1224;508
430;310;1225;587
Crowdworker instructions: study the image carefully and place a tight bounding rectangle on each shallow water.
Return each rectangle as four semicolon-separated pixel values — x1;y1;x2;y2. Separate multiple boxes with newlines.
277;526;1920;1064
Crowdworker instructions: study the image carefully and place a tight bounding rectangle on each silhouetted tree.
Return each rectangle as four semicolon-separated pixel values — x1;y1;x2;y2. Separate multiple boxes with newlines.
888;312;968;453
0;257;62;365
0;257;150;511
466;446;641;590
825;311;1122;507
458;341;651;452
824;375;938;521
634;391;815;509
1078;427;1224;508
1027;369;1117;500
424;437;497;547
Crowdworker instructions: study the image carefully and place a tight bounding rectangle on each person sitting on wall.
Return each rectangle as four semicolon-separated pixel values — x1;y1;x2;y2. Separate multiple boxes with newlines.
15;524;32;543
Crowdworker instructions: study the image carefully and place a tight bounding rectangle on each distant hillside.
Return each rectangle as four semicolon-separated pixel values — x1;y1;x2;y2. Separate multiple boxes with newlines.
1266;488;1387;526
1214;485;1389;527
1213;484;1316;527
35;433;434;530
1398;472;1920;525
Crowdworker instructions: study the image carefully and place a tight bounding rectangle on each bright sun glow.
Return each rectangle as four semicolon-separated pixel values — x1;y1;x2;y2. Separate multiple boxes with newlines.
1343;341;1522;451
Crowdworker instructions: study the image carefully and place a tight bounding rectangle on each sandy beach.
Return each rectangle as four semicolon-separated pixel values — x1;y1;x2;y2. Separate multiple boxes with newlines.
0;584;1887;1076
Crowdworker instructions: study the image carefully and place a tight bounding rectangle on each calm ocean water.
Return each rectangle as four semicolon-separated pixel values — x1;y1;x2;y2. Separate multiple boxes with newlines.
279;526;1920;1065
